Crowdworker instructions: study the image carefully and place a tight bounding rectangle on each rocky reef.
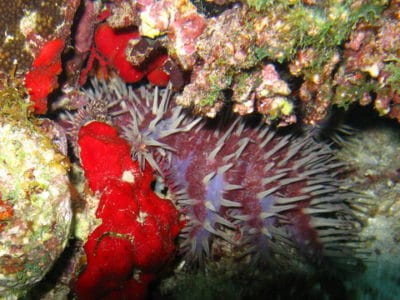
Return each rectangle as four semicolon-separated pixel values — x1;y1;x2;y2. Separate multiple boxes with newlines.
96;0;398;125
0;0;399;299
337;117;400;299
0;86;71;299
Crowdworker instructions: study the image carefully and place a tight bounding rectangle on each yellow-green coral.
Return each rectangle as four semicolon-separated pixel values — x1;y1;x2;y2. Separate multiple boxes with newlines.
0;84;32;124
384;57;400;94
